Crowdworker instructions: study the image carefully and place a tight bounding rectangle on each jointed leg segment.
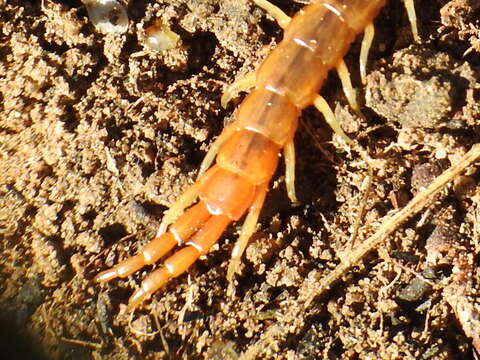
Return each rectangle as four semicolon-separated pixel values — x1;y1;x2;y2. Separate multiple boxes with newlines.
253;0;292;29
157;181;203;236
403;0;420;43
95;202;211;283
360;23;375;85
313;95;354;146
197;124;236;179
128;214;231;310
221;72;257;108
283;139;298;204
227;183;269;280
336;60;360;113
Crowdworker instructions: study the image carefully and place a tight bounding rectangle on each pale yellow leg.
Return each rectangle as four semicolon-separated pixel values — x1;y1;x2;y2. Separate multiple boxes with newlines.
403;0;420;43
221;72;257;108
283;139;298;204
197;124;236;179
313;95;353;146
157;181;202;236
253;0;292;29
227;183;268;280
336;60;360;113
360;23;375;85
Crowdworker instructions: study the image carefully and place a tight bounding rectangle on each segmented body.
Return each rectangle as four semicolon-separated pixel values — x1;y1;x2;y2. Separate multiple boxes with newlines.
96;0;389;309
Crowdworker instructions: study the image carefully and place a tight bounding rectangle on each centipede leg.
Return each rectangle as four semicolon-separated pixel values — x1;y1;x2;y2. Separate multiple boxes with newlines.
253;0;291;29
227;183;268;280
129;214;231;310
359;0;419;85
95;233;178;282
221;72;257;108
283;139;298;204
313;95;353;146
157;182;202;235
197;124;236;178
96;203;211;283
403;0;420;43
360;23;375;85
336;60;360;113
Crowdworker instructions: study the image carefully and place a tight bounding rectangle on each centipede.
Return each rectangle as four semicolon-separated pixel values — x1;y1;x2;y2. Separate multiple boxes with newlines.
95;0;419;310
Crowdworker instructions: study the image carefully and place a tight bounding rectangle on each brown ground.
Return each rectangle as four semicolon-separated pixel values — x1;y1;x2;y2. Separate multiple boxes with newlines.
1;0;480;359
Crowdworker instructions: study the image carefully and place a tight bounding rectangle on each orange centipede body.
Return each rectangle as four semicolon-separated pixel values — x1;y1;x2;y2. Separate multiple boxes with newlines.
96;0;418;309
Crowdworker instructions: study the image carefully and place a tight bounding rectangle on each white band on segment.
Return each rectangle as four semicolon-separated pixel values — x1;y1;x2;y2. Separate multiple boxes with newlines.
143;252;153;264
186;241;203;253
322;2;345;22
231;244;241;258
170;227;184;246
165;263;175;275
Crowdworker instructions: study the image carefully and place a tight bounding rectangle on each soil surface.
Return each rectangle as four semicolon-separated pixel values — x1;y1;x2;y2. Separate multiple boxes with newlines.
1;0;480;359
